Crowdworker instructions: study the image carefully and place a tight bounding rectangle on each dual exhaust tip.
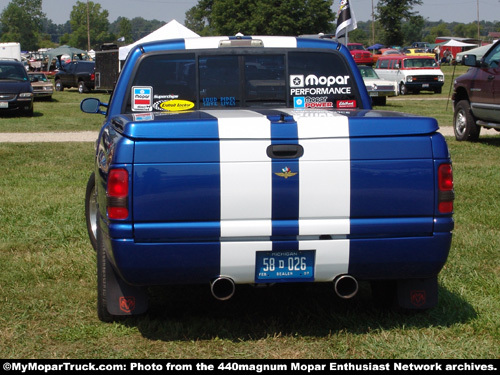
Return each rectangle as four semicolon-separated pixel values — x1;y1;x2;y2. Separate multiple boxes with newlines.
210;274;358;301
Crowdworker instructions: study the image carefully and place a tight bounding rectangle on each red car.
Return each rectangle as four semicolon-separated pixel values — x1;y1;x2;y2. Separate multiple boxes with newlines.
347;43;373;65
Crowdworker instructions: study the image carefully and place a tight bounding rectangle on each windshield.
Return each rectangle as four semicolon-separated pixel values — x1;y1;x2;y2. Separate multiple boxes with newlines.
0;63;28;81
404;58;437;68
30;74;48;82
348;44;366;51
483;43;500;68
126;49;362;112
358;66;379;79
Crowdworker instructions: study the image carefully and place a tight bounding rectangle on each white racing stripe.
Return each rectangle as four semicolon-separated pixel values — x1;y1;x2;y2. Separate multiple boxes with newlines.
211;110;273;237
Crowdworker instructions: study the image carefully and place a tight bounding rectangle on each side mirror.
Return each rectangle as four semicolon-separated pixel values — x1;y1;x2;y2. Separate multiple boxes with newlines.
463;54;478;67
81;98;108;115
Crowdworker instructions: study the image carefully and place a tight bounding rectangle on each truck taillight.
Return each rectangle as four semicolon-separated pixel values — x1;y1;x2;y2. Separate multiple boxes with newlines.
91;73;95;81
107;169;129;219
438;163;454;213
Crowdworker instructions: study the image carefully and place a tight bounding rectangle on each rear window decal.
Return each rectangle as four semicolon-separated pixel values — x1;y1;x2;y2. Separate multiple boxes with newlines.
294;96;333;109
336;100;356;109
153;99;195;112
133;113;154;121
132;86;153;112
202;96;237;108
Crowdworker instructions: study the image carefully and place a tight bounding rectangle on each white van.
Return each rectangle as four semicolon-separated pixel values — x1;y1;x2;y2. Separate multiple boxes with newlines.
374;55;444;95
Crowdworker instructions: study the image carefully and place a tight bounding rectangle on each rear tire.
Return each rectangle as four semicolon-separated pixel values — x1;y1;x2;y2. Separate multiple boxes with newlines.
78;81;88;94
55;79;63;92
399;83;408;95
454;100;481;141
85;172;97;251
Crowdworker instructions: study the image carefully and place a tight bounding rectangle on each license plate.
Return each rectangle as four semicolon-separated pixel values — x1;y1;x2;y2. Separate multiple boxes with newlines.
422;84;429;88
0;102;8;108
255;250;315;282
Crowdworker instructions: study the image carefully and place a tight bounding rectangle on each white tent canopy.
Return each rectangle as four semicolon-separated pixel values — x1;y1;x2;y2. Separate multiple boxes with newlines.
442;39;477;47
119;19;199;60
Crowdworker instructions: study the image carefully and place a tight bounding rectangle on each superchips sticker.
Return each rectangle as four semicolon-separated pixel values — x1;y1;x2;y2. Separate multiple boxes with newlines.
132;86;153;111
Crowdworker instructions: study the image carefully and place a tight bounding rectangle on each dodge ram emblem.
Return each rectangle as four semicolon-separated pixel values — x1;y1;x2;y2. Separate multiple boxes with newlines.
119;296;136;313
410;290;426;307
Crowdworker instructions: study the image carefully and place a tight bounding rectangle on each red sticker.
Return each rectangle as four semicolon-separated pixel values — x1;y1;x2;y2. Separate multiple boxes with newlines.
336;100;356;108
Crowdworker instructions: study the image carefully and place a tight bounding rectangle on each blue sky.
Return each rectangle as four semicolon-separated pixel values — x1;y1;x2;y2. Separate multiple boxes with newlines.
0;0;499;25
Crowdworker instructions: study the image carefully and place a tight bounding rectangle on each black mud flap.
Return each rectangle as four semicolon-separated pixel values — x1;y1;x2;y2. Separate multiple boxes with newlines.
397;277;438;310
105;263;149;316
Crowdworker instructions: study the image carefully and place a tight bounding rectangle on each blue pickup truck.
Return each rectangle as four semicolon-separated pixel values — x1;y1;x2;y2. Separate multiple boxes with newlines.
82;36;454;322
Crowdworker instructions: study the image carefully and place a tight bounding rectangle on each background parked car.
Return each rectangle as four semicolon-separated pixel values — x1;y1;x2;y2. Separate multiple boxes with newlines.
0;59;33;116
347;43;373;65
28;72;54;100
372;48;403;64
358;65;398;105
375;55;444;95
404;48;436;58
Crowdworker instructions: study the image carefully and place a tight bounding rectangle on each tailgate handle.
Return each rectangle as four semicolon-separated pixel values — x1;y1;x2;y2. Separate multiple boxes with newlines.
267;144;304;159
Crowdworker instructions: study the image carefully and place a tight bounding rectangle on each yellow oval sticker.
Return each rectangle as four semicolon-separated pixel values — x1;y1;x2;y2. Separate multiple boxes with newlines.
159;100;194;112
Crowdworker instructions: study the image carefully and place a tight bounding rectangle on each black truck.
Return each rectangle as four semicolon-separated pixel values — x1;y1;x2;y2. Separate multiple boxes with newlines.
54;60;95;93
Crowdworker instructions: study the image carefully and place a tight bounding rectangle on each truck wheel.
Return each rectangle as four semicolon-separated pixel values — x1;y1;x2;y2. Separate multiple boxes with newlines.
85;172;97;251
78;81;88;94
454;100;481;141
55;79;63;92
399;83;408;95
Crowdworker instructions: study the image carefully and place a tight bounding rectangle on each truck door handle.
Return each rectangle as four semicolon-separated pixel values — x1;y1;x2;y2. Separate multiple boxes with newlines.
266;144;304;159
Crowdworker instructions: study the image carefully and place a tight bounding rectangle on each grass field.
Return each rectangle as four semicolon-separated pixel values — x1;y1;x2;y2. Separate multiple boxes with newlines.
0;66;499;359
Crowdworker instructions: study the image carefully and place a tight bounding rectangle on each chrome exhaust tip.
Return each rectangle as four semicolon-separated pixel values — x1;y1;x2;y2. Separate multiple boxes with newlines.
334;275;359;299
210;276;236;301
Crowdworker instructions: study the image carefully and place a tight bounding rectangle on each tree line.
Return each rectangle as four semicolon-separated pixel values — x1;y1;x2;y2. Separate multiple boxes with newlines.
1;0;499;52
0;0;166;51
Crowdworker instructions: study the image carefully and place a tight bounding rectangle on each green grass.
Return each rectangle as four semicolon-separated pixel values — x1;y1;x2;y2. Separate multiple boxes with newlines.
0;90;110;132
0;138;499;358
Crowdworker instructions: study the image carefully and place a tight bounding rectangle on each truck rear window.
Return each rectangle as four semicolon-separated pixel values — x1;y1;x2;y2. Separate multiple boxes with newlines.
127;50;361;112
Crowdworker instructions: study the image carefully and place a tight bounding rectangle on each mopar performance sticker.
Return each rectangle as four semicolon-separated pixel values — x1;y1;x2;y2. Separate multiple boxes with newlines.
289;74;352;96
132;86;153;111
153;99;195;112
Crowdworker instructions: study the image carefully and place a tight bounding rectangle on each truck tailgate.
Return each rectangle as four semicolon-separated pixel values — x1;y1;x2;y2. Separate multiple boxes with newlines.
130;109;437;242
